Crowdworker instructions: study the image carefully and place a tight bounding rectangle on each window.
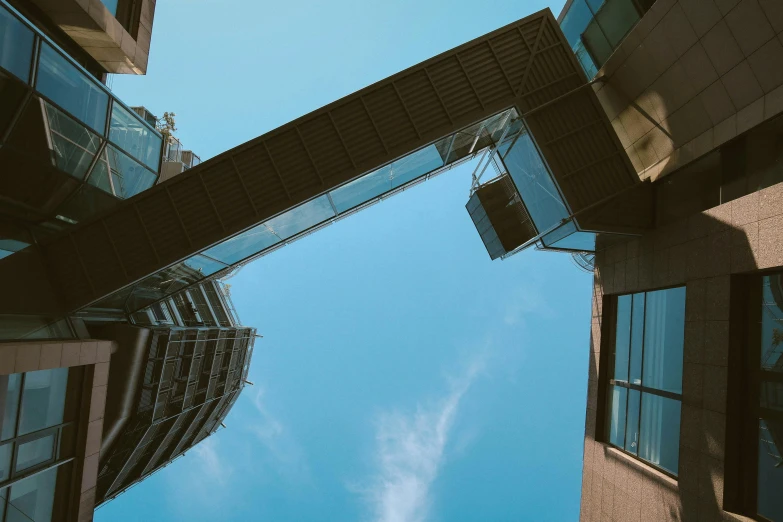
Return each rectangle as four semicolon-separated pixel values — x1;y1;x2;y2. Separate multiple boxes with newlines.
0;368;79;522
35;43;109;134
728;273;783;520
605;287;686;475
0;6;34;82
109;102;162;171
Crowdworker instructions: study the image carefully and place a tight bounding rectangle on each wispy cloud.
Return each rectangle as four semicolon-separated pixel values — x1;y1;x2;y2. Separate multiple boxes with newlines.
165;435;234;516
361;360;483;522
248;386;310;482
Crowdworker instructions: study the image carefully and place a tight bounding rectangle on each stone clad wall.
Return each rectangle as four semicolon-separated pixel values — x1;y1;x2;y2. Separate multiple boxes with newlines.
594;0;783;183
580;182;783;521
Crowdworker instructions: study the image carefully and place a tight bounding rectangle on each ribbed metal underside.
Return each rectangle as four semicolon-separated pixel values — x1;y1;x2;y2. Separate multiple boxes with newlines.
34;8;637;313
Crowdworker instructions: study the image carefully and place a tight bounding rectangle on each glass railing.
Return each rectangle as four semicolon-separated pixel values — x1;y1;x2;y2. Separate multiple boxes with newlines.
90;108;522;314
0;0;162;201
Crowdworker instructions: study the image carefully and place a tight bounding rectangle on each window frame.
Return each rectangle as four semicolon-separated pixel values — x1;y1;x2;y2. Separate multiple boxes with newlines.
725;272;783;521
599;285;686;479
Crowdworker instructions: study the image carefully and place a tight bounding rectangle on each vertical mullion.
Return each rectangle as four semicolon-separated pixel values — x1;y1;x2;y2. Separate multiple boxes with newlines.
622;295;631;450
637;293;647;455
359;96;389;154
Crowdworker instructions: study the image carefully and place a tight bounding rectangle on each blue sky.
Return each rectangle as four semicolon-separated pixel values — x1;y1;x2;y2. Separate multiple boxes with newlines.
95;1;595;520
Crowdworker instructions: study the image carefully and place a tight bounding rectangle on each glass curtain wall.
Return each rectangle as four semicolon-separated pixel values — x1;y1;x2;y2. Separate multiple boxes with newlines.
606;287;686;475
559;0;648;78
0;368;78;522
0;0;162;221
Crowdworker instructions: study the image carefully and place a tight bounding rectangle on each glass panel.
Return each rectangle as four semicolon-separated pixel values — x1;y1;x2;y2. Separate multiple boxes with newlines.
625;388;641;455
582;19;613;67
109;103;162;171
607;385;627;448
182;255;227;278
761;274;783;373
329;166;391;213
642;287;686;394
15;433;54;472
629;293;645;386
390;145;444;188
1;374;21;440
264;195;335;240
0;6;34;82
502;128;569;234
36;43;108;133
639;392;681;475
18;368;68;436
43;101;101;180
560;0;598;77
560;0;593;47
0;443;11;481
6;466;57;522
202;224;281;265
757;418;783;521
594;0;640;48
614;295;631;381
88;145;157;198
542;221;596;252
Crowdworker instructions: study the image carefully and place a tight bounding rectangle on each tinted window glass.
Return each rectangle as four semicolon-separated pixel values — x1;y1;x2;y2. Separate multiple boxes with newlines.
88;145;157;198
639;392;681;475
43;101;102;180
0;6;34;82
502;129;568;234
36;43;108;133
202;224;281;266
18;368;68;435
15;433;55;472
7;465;57;522
109;103;162;171
608;384;627;447
0;374;20;441
642;287;686;394
625;388;641;455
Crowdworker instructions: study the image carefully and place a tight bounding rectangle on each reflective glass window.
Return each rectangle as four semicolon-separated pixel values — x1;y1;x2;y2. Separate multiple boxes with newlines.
329;166;391;213
43;101;102;180
502;128;569;234
18;368;68;436
607;384;627;447
757;274;783;520
87;145;157;199
614;295;631;382
625;388;641;455
560;0;593;48
606;287;685;474
642;287;686;395
15;433;55;472
202;224;281;265
109;102;162;171
0;374;21;441
6;465;57;522
0;6;34;82
264;195;335;240
0;443;10;481
390;145;443;188
541;221;596;252
593;0;640;48
36;43;108;133
638;393;681;474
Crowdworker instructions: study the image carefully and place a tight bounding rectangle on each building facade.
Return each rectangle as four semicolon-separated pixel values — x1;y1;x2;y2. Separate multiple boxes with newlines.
0;0;257;519
1;0;782;520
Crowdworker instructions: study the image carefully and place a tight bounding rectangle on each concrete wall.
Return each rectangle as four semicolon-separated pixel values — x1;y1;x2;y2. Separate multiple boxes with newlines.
594;0;783;183
580;182;783;521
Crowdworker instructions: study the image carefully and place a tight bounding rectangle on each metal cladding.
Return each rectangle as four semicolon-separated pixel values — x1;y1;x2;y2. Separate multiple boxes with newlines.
31;7;639;314
467;174;536;259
